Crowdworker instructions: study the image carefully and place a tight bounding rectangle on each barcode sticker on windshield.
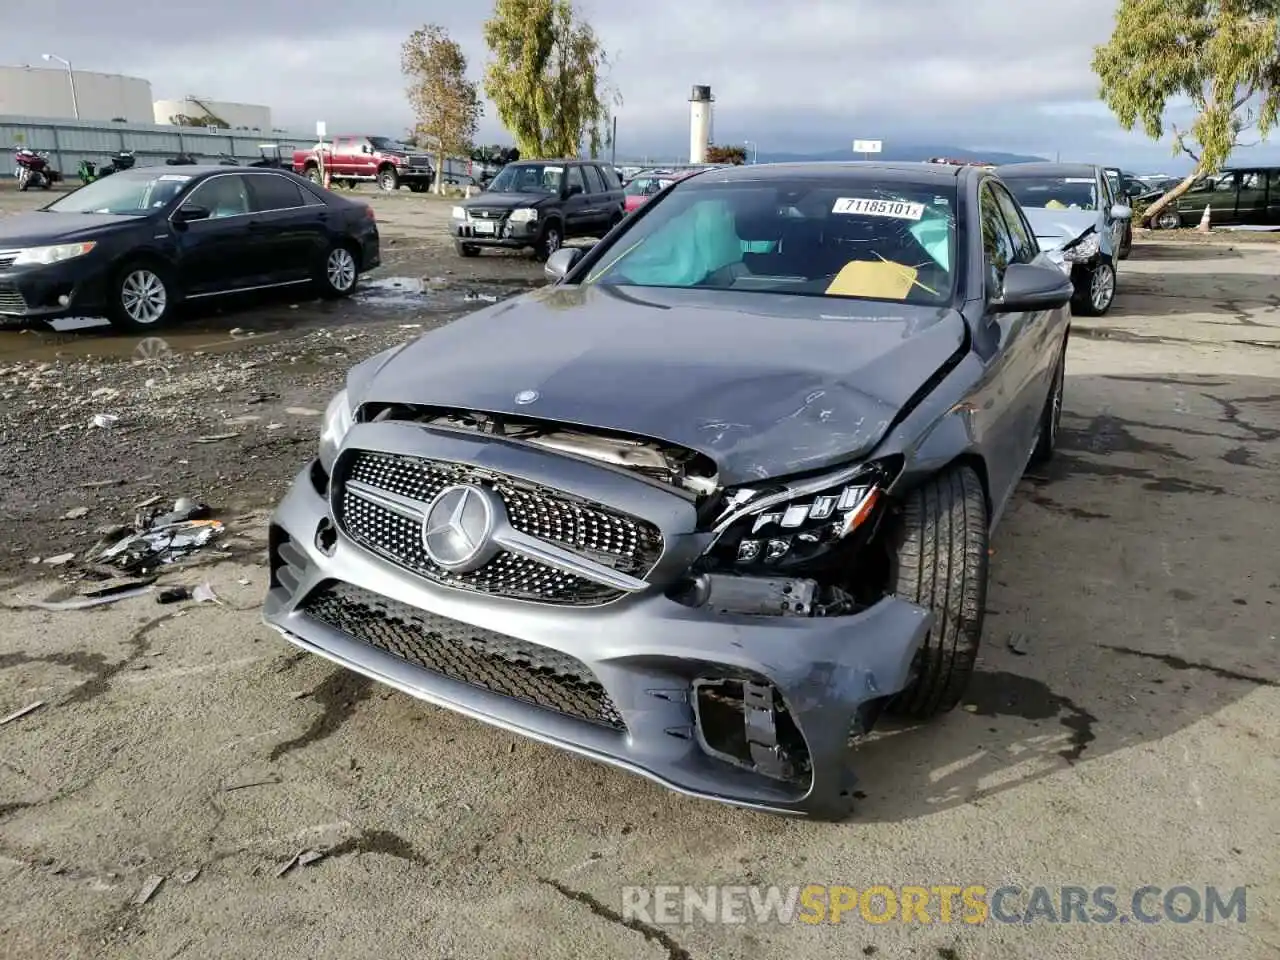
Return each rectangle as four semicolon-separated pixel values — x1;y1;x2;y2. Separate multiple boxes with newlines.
832;197;924;219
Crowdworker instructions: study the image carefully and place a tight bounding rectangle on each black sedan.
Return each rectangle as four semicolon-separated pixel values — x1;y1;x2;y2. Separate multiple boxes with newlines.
0;166;379;331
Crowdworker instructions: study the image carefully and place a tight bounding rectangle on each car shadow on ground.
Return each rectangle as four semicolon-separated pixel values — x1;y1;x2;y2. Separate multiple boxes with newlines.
841;371;1279;823
1127;241;1247;261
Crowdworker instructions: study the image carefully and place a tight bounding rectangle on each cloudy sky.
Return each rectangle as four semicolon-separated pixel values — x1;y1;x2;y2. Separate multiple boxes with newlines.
8;0;1280;170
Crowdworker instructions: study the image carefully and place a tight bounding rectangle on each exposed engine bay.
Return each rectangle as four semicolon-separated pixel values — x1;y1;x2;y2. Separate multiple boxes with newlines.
361;404;720;497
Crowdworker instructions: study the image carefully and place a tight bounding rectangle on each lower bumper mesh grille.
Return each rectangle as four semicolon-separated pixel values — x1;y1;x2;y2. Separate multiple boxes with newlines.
300;581;626;730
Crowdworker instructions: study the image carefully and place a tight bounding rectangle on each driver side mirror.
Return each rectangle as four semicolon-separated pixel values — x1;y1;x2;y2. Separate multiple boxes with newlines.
173;204;211;225
544;246;584;283
1110;203;1132;220
990;262;1074;313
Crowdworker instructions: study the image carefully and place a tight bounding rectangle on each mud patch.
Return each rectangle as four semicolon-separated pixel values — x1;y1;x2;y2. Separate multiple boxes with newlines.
964;670;1097;764
268;669;375;761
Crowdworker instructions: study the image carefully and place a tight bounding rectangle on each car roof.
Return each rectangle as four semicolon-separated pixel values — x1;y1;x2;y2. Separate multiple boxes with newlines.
112;165;300;178
994;161;1099;178
694;161;966;184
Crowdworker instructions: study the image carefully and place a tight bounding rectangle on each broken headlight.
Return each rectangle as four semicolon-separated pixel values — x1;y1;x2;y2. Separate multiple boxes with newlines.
318;388;354;474
1061;230;1100;263
705;460;893;571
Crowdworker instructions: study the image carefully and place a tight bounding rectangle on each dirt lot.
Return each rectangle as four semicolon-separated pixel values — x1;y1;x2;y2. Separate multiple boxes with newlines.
1;184;1278;959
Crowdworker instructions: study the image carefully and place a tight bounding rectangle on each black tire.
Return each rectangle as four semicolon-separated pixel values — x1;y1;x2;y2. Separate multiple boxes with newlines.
108;260;176;332
344;179;358;190
1030;337;1067;466
1154;208;1181;230
1118;223;1132;260
317;243;359;299
1072;258;1116;317
305;166;321;184
377;167;399;192
886;466;989;720
408;182;427;193
454;241;480;258
534;221;562;261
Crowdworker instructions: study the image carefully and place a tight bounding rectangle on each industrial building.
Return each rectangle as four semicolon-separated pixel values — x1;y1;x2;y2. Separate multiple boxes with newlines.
152;97;273;131
689;84;714;163
0;63;154;123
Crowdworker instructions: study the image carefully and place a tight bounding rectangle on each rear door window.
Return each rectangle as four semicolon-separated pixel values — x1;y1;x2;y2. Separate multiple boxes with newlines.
597;165;621;190
248;174;305;211
566;166;586;195
582;164;605;194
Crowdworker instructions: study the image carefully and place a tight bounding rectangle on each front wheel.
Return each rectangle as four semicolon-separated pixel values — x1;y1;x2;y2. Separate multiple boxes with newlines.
1072;259;1115;316
318;244;358;298
109;262;175;332
886;466;989;720
305;166;321;185
1154;208;1181;230
534;222;562;261
377;168;399;192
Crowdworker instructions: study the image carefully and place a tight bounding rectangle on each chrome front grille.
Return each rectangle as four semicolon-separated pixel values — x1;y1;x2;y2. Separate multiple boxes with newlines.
467;208;505;220
0;251;17;269
336;450;663;605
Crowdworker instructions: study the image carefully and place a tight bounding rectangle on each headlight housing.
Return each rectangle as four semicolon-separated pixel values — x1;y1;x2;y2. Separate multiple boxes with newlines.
1061;231;1100;263
451;206;466;219
318;388;354;473
13;241;96;266
705;460;895;571
508;207;538;223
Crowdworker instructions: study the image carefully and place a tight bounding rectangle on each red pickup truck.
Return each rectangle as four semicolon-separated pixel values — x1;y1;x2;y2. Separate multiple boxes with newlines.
292;135;436;192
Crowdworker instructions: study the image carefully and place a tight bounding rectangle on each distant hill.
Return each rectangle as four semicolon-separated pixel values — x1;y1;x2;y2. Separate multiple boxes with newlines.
754;145;1047;165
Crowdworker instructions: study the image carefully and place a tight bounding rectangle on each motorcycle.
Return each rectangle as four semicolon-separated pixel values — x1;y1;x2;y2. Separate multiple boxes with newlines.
93;150;136;180
15;148;54;191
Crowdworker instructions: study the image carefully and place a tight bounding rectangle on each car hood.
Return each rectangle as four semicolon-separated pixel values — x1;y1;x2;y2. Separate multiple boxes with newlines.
1022;207;1099;249
464;192;555;210
0;212;139;247
347;284;968;485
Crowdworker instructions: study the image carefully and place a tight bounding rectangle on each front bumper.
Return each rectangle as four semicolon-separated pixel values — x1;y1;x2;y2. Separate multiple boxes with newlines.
0;257;111;319
451;218;540;249
263;430;931;819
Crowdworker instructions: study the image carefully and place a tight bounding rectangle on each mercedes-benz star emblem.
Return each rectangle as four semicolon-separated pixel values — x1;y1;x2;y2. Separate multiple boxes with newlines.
514;389;539;404
422;484;499;572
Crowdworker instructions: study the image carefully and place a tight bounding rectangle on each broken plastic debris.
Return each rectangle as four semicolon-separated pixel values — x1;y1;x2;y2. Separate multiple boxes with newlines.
274;849;323;877
1007;633;1030;655
194;432;239;443
462;290;499;303
99;519;225;573
192;583;219;604
133;874;164;905
60;506;90;520
0;701;44;726
89;414;118;429
23;585;154;611
285;407;321;416
43;553;75;566
177;868;201;884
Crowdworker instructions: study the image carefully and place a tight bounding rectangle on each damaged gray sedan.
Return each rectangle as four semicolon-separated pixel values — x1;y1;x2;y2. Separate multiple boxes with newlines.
263;161;1074;818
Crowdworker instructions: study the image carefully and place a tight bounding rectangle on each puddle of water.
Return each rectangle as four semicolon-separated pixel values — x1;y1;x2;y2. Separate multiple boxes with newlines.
354;276;434;306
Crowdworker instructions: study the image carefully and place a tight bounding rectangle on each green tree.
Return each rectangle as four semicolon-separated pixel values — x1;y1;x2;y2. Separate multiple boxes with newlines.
402;25;483;194
482;0;619;159
706;143;747;165
1093;0;1280;226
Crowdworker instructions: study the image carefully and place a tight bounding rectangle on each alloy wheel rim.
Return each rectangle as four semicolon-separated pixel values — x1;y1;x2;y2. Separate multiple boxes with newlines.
327;248;356;290
1091;264;1114;310
1158;211;1179;229
121;270;166;324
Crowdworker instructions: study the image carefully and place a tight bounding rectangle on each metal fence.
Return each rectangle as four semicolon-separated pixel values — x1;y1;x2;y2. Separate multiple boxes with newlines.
0;115;476;181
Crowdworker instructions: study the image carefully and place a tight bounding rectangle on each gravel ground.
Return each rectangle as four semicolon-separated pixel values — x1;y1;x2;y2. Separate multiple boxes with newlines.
1;183;1278;960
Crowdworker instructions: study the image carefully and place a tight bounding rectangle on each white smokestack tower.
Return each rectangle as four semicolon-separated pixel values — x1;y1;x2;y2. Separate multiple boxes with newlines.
689;85;713;163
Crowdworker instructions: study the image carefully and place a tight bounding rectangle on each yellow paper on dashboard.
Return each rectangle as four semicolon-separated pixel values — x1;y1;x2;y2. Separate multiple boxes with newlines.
824;260;918;299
